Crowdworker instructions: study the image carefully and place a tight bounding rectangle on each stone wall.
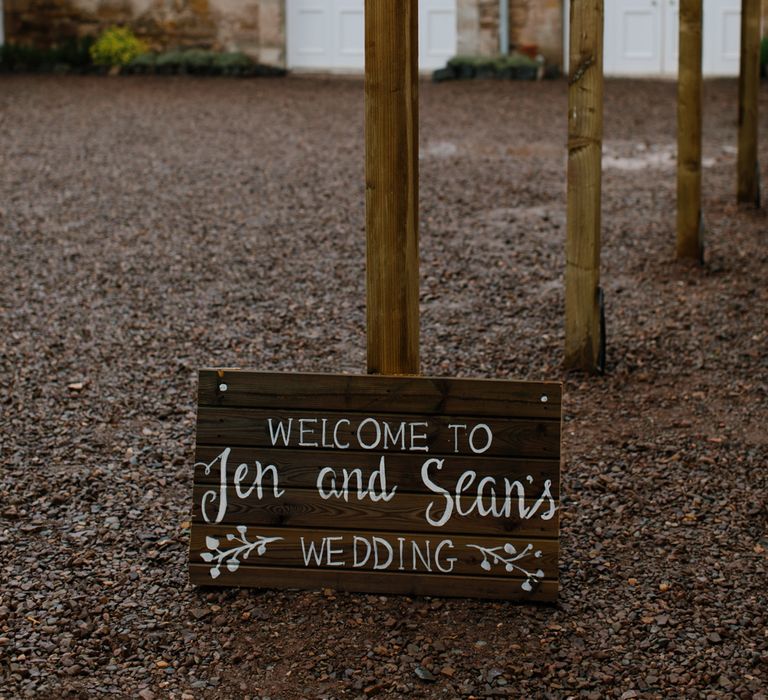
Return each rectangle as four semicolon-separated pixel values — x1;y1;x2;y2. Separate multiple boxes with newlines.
3;0;765;73
508;0;562;68
457;0;495;56
458;0;563;68
3;0;285;65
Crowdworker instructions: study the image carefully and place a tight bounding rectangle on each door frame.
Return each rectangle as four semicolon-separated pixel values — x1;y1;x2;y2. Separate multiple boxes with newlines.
562;0;744;78
285;0;457;73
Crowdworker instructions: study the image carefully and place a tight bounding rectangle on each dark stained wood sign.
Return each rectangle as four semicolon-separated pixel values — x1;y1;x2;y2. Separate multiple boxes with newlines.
189;370;562;601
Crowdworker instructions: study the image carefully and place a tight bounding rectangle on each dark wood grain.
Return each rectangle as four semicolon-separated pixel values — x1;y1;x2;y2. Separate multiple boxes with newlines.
194;445;561;497
189;564;558;601
190;525;558;579
196;407;560;459
190;370;562;601
199;370;562;419
364;0;420;375
192;487;559;538
737;0;761;205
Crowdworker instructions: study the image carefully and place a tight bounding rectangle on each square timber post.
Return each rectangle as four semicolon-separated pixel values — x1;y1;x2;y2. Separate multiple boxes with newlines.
565;0;605;374
365;1;420;376
677;0;704;261
737;0;761;206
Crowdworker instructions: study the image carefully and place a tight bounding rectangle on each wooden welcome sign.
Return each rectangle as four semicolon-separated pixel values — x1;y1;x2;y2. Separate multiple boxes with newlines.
189;370;561;601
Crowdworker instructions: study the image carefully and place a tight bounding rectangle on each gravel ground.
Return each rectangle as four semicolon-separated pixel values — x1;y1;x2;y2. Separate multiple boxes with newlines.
0;75;766;699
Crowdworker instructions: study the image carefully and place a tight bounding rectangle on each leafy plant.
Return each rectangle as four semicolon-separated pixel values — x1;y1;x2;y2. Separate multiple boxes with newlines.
102;46;287;78
181;48;216;75
90;27;147;67
51;36;95;69
437;52;540;82
213;51;254;76
125;52;157;74
154;49;186;74
0;37;95;73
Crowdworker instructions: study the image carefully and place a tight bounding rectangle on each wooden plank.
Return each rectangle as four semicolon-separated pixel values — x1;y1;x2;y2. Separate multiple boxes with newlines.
199;370;562;419
565;0;604;373
365;0;419;375
677;0;704;261
191;487;559;538
189;370;562;601
196;407;560;459
193;446;561;497
189;525;558;580
189;565;559;602
738;0;761;205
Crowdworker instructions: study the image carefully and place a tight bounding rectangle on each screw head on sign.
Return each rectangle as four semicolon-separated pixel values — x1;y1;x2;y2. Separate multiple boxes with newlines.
219;383;228;392
540;395;548;403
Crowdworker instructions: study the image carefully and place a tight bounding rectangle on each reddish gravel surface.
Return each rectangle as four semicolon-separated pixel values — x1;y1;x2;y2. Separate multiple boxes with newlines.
1;75;767;699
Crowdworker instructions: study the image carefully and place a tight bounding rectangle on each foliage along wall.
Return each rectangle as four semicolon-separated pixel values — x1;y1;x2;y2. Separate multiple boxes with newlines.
4;0;567;70
2;0;285;66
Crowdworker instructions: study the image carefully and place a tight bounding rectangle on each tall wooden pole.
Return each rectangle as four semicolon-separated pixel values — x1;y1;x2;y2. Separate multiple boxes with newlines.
677;0;704;261
365;0;420;375
738;0;761;205
565;0;604;374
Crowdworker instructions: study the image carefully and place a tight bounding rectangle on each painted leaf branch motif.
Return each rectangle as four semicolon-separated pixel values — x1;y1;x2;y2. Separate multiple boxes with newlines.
200;526;283;579
467;543;545;592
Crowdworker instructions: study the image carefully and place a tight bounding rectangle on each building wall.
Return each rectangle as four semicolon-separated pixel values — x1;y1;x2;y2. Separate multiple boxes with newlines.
508;0;563;67
3;0;766;72
457;0;498;56
3;0;285;65
458;0;563;68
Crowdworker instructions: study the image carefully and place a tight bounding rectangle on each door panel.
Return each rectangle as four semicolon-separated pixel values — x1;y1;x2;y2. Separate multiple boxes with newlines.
605;0;664;75
419;0;458;70
288;0;457;72
663;0;679;75
287;0;332;69
703;0;741;76
333;0;364;69
598;0;743;77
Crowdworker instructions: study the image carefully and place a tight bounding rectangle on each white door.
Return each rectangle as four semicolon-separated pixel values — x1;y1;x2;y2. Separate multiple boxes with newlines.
287;0;457;72
604;0;664;76
593;0;742;77
662;0;678;75
660;0;741;76
286;0;331;70
419;0;458;70
703;0;741;76
334;0;365;70
286;0;364;71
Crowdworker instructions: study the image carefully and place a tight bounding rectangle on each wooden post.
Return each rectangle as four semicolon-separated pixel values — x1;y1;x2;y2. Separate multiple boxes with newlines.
677;0;704;261
565;0;604;374
738;0;761;205
365;0;419;375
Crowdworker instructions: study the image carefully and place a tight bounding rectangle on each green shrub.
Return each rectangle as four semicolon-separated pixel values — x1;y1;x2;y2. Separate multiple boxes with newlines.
50;37;95;70
440;52;539;81
213;51;254;76
90;27;147;67
109;47;286;77
1;44;42;71
125;52;157;74
495;53;538;69
494;52;539;80
0;38;95;72
181;49;216;74
154;49;185;74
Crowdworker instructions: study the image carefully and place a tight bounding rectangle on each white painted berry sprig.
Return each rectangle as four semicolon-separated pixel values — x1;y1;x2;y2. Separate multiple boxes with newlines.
200;526;283;579
466;543;545;592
